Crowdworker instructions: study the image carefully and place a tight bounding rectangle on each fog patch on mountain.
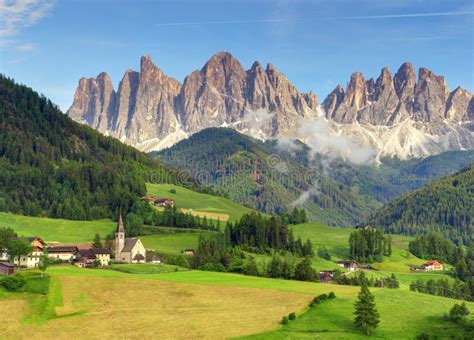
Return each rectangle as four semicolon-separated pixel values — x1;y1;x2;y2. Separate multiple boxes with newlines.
298;117;375;165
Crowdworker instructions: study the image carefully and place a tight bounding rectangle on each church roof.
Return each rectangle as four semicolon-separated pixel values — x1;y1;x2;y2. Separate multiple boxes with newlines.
122;238;139;252
116;215;125;233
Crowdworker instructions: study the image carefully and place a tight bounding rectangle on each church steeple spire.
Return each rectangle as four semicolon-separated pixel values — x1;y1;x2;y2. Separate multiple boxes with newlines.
115;214;125;260
117;214;125;233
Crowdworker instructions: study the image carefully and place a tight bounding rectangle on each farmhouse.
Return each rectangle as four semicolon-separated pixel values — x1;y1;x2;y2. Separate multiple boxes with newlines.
115;215;147;263
319;270;335;283
182;249;195;255
74;249;111;268
11;236;46;268
47;246;79;262
154;198;175;207
140;195;156;203
412;260;444;272
336;260;358;271
0;261;14;276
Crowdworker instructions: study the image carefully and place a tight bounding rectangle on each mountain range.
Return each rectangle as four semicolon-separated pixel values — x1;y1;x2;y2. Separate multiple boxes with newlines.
68;52;473;160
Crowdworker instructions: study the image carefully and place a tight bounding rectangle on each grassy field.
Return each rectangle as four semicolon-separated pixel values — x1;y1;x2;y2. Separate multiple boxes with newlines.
1;266;471;339
0;267;312;338
292;223;426;272
0;212;115;243
141;230;214;255
110;263;186;274
146;183;257;222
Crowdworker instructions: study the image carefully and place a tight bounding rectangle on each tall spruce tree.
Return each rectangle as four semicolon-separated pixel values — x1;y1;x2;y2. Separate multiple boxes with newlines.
354;283;380;335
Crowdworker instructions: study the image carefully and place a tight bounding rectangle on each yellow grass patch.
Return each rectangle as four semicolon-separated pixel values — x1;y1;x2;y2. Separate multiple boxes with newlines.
0;299;28;338
7;276;311;339
179;208;230;222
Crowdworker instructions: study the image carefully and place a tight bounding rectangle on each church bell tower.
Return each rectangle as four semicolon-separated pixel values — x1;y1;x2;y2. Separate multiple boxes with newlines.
115;215;125;260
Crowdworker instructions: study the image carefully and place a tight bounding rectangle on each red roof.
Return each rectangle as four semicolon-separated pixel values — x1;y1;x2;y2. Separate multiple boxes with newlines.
425;260;443;265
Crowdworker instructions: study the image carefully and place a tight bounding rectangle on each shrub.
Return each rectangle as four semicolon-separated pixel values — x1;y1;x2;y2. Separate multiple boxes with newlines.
170;188;177;194
288;312;296;320
0;275;26;292
281;316;289;325
328;292;336;299
448;302;470;322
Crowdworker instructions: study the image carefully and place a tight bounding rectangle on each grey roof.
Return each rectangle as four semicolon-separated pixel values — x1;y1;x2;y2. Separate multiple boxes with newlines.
76;249;111;259
0;261;14;268
121;238;139;252
47;246;78;253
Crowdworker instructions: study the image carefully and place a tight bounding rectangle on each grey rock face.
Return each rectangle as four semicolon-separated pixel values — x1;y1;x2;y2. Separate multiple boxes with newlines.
322;62;473;126
68;51;319;147
68;54;472;158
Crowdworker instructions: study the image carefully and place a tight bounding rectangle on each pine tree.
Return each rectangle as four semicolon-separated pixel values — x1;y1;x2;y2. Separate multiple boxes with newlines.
354;284;380;335
92;233;103;249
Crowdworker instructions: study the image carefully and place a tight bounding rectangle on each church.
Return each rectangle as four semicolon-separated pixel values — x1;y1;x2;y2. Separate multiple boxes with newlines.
115;215;147;263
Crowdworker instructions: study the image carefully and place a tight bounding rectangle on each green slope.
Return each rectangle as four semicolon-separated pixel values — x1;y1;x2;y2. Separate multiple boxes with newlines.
0;212;115;242
146;183;257;222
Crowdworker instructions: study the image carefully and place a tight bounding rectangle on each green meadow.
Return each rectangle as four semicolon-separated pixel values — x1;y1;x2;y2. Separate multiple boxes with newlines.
141;230;212;255
146;183;257;222
1;266;472;339
0;212;115;243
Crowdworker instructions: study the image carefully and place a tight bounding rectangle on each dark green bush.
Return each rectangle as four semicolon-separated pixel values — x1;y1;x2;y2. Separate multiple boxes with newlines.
328;292;336;299
288;312;296;320
281;316;289;325
0;275;26;292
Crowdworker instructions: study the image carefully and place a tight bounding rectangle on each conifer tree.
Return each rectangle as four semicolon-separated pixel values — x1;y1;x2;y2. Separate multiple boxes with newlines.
92;233;103;249
354;283;380;335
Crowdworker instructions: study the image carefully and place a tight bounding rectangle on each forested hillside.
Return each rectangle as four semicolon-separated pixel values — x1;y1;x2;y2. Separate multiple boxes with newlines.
0;75;175;220
369;164;474;245
156;128;379;226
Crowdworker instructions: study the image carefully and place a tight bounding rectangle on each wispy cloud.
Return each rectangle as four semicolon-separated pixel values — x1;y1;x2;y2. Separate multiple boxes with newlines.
155;19;283;27
0;0;56;37
344;11;474;20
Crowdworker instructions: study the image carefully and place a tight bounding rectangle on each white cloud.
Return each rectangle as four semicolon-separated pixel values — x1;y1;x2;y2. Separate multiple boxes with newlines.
297;117;375;165
0;0;56;37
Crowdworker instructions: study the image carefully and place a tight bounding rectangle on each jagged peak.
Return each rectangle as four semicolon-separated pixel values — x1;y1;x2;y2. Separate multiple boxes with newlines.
140;54;160;73
250;61;263;71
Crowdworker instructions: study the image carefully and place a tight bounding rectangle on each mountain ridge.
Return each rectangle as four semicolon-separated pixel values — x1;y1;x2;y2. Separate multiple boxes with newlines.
68;52;473;159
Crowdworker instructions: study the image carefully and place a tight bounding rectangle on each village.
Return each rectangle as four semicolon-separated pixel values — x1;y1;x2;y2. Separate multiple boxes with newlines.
0;209;445;280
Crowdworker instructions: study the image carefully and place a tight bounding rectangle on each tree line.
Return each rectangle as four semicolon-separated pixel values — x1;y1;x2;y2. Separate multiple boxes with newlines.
349;227;392;263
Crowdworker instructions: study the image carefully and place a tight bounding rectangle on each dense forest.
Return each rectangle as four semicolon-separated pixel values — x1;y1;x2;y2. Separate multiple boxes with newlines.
349;227;392;263
156;127;379;226
369;164;474;245
0;75;177;220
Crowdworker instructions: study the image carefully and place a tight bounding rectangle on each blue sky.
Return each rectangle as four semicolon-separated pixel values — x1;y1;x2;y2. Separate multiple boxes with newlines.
1;0;473;111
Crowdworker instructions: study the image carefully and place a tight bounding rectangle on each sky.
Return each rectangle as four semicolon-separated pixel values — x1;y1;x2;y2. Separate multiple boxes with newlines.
1;0;473;111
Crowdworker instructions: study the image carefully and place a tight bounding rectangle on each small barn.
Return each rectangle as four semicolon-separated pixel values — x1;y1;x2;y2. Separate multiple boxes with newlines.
154;198;175;207
0;262;14;276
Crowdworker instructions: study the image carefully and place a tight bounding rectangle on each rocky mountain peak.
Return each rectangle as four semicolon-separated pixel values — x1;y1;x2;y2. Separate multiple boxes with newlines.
68;55;473;159
393;62;416;101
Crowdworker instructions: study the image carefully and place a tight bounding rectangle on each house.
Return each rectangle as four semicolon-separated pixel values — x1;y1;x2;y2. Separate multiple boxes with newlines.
319;270;335;283
139;195;156;203
0;262;14;276
74;249;111;268
412;260;444;272
47;246;78;262
10;236;46;268
424;260;443;271
154;198;175;207
336;260;358;271
182;249;194;255
115;215;147;263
